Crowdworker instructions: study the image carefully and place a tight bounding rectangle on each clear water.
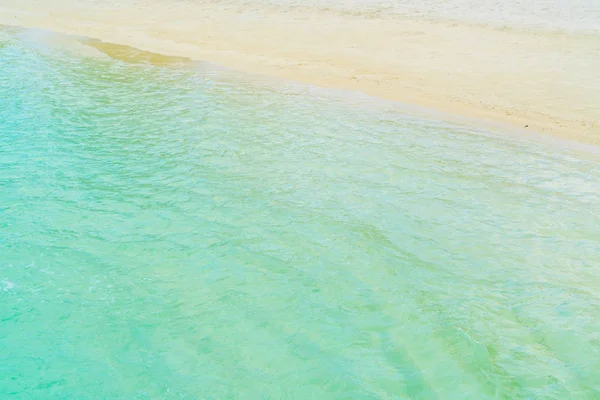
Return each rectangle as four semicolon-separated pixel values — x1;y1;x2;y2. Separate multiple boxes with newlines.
2;27;600;399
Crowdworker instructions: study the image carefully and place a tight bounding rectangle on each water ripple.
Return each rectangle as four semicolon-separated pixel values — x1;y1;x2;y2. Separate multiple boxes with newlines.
1;27;600;399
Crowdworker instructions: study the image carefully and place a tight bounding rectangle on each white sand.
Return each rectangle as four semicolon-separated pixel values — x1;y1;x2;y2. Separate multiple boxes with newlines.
1;0;599;143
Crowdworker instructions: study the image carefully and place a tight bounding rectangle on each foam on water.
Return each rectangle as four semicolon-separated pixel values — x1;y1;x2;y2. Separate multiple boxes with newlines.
2;280;15;291
1;27;600;399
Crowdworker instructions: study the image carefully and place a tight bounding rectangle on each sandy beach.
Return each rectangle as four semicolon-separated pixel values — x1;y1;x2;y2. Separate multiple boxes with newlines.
1;0;599;143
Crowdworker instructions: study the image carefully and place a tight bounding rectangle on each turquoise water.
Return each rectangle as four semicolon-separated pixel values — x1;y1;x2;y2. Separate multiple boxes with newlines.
2;27;600;399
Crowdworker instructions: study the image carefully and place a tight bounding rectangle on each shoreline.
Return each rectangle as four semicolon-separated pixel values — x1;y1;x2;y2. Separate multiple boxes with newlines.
1;1;599;145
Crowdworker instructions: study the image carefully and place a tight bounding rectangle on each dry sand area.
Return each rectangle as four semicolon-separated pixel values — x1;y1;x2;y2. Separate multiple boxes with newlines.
1;0;599;143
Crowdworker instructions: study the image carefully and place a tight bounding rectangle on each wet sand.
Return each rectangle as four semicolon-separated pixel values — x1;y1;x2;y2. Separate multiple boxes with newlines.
1;0;599;143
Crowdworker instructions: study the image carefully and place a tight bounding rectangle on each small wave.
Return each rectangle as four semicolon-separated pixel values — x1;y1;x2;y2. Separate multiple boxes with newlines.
2;280;15;292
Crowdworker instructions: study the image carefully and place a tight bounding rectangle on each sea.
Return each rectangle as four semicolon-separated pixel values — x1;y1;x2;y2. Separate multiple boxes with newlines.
1;13;600;399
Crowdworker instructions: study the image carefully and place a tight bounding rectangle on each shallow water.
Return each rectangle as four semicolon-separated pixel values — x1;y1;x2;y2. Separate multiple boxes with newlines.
2;27;600;399
190;0;600;32
31;0;600;32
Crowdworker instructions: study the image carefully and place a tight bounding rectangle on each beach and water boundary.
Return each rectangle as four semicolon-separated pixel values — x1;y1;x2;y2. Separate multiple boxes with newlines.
1;0;599;144
2;6;600;398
